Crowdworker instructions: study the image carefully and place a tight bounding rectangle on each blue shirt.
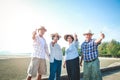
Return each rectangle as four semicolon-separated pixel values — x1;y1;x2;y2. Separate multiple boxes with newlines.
81;39;99;61
64;41;79;61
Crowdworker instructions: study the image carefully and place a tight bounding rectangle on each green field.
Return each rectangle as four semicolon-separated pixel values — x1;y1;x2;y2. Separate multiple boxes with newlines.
0;57;120;80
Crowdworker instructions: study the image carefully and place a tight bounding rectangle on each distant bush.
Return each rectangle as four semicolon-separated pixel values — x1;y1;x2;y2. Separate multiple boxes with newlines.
98;39;120;57
62;47;65;56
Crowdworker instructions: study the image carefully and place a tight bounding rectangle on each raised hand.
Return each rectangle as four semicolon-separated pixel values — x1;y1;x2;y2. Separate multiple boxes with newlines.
100;32;105;39
74;33;78;41
32;29;37;40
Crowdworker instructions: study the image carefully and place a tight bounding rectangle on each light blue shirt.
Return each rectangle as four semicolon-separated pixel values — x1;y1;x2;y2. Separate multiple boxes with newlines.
64;41;79;61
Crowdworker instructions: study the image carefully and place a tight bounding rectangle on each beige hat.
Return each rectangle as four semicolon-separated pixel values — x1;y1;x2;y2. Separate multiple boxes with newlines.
51;33;61;38
64;34;74;41
38;26;47;31
83;29;94;35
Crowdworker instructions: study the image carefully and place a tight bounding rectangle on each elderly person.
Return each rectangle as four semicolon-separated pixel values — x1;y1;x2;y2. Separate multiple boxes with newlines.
63;34;80;80
27;26;49;80
49;33;63;80
80;30;105;80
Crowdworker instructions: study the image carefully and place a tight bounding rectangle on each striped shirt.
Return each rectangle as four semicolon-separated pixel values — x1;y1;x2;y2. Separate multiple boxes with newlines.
81;39;99;61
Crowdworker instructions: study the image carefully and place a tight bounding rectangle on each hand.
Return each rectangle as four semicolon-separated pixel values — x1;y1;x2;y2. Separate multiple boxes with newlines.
48;54;50;60
100;32;105;39
80;62;82;67
63;64;66;68
63;62;66;68
74;33;78;40
32;30;37;35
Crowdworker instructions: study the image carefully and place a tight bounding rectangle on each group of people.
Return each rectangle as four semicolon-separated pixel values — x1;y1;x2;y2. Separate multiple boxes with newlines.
26;26;105;80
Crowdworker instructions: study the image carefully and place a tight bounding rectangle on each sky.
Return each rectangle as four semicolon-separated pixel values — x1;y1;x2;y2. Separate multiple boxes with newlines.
0;0;120;53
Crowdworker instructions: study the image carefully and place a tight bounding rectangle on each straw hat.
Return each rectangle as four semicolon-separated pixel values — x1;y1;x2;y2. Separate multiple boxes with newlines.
51;33;61;38
83;29;94;35
38;26;47;31
64;34;74;41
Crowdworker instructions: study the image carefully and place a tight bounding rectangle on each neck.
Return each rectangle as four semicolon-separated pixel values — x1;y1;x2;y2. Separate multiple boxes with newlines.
52;41;57;47
68;42;72;45
52;40;57;43
85;38;91;42
39;34;43;37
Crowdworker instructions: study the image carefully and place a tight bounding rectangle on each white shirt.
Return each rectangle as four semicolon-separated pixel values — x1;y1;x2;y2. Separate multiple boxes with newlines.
50;42;63;63
32;35;49;59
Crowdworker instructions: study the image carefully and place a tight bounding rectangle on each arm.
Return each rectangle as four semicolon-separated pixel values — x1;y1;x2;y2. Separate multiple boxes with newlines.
95;32;105;44
73;34;79;48
80;54;83;66
45;42;50;59
32;30;37;40
74;33;78;41
63;61;66;68
63;49;67;68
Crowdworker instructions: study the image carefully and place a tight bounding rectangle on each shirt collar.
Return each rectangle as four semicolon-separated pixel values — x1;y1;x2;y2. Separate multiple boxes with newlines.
85;39;92;43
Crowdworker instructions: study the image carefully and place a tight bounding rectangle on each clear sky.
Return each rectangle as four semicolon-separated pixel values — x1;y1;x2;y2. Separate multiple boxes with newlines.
0;0;120;53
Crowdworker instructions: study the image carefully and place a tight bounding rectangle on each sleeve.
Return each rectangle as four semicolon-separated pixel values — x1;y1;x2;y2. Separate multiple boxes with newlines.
49;42;52;55
58;45;63;55
73;40;79;49
33;35;39;45
33;35;38;41
45;41;50;57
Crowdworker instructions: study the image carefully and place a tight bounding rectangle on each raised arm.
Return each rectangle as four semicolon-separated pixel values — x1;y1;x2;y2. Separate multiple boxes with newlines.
32;29;37;40
95;32;105;44
73;34;79;48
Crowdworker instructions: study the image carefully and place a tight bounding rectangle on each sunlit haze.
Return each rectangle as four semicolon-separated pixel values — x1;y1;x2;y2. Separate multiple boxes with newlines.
0;0;120;53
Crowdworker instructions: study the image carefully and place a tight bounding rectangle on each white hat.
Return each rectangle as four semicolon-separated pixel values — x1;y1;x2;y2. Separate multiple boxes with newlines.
83;29;94;35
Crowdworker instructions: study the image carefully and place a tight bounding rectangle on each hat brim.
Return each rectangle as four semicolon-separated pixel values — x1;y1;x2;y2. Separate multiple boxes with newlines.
64;34;74;41
38;28;47;31
38;27;47;32
51;33;61;38
83;33;94;36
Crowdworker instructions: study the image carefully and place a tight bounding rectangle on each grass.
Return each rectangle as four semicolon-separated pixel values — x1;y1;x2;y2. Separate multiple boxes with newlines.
0;57;120;80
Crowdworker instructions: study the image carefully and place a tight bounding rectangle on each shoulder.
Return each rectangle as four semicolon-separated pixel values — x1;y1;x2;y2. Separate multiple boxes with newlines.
81;41;86;46
56;43;61;48
33;35;39;41
91;39;96;42
91;39;97;43
41;37;47;43
56;43;60;46
49;42;53;47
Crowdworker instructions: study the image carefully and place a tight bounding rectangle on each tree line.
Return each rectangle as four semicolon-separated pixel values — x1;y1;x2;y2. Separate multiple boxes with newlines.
62;39;120;57
98;39;120;57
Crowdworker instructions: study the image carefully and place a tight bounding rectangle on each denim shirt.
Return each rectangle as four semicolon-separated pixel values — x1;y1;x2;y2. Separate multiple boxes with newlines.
64;41;79;61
